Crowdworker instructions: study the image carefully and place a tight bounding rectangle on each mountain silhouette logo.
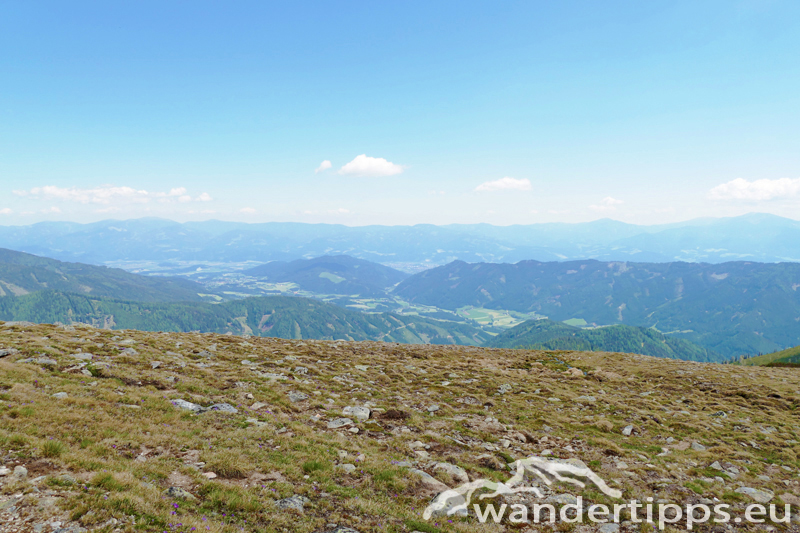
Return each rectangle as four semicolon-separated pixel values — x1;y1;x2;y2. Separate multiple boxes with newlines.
423;456;623;520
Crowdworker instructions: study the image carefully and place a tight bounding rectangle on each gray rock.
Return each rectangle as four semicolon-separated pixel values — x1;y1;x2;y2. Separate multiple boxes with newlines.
574;395;597;403
13;465;28;479
691;442;707;452
433;462;469;484
598;524;620;533
172;399;202;412
0;348;19;357
343;406;371;420
52;392;68;399
327;418;354;429
337;464;356;473
197;350;214;358
275;495;310;512
0;466;10;476
288;391;309;403
735;487;773;503
205;403;238;414
498;384;512;394
622;425;634;436
427;404;440;413
164;486;198;501
69;353;93;361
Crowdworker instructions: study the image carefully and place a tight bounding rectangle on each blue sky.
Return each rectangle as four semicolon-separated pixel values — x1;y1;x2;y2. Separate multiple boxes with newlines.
1;1;799;226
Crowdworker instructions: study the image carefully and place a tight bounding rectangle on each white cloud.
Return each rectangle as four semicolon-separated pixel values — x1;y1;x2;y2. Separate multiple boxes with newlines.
474;177;532;192
196;192;213;202
178;195;192;203
338;154;404;178
328;208;350;214
13;185;203;205
315;160;332;173
709;177;800;201
0;208;11;215
240;207;256;214
43;207;61;214
589;197;624;212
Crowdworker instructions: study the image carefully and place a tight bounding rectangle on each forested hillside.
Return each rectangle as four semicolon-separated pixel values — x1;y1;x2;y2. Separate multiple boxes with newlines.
487;319;719;362
244;255;408;297
0;291;490;345
0;248;204;302
395;259;800;357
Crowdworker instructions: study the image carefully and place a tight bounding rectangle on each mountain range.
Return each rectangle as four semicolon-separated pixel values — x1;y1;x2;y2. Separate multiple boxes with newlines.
394;258;800;358
0;248;204;302
2;213;800;267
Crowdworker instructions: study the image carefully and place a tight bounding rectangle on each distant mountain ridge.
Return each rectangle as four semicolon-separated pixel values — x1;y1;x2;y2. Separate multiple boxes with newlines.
0;248;204;303
394;258;800;358
1;213;799;266
243;255;408;297
487;319;719;362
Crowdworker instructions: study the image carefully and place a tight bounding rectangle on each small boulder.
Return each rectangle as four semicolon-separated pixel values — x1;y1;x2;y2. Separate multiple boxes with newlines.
327;418;354;429
164;486;198;501
276;495;310;512
342;406;371;420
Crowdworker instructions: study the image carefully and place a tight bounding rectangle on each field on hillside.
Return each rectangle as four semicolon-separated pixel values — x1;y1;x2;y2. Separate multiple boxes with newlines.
1;322;799;532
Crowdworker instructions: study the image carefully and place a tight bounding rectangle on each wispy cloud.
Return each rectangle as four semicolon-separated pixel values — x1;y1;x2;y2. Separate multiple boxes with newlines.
338;154;404;178
240;207;256;214
0;208;11;215
13;185;212;205
315;160;332;173
709;177;800;201
589;197;623;212
474;177;531;192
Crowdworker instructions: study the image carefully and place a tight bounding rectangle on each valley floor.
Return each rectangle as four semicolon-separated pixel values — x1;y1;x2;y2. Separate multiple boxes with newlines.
0;321;799;532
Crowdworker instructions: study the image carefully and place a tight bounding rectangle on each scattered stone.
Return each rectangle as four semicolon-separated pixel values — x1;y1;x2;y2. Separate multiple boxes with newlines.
337;464;356;473
427;405;440;413
354;365;369;371
13;465;28;480
202;472;217;479
327;418;354;429
0;348;19;357
52;392;68;399
498;383;512;394
0;466;10;476
164;486;198;500
574;395;597;403
205;403;238;414
735;487;773;503
172;399;203;412
288;391;309;403
251;402;267;410
622;425;634;436
564;367;584;378
691;442;707;452
276;495;310;512
343;406;371;420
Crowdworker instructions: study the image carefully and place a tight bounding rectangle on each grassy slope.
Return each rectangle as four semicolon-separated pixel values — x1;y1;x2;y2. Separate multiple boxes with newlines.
745;344;800;366
0;248;204;302
486;319;719;362
0;323;798;532
0;291;490;346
